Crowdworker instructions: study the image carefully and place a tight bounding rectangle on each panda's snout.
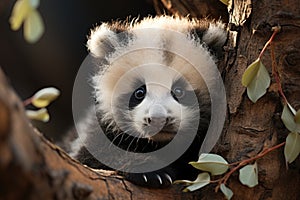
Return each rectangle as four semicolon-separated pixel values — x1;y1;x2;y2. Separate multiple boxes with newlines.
144;104;169;127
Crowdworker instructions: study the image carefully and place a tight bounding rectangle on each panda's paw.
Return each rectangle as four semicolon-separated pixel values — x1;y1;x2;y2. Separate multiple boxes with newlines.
123;170;175;188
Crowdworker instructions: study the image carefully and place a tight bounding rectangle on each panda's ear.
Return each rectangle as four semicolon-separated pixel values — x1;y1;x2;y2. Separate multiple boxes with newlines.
191;21;227;59
87;23;129;58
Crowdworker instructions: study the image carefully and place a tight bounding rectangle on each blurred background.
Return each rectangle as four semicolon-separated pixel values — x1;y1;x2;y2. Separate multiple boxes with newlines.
0;0;155;142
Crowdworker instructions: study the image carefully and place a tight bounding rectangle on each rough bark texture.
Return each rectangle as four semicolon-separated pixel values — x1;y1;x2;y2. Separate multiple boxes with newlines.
153;0;229;22
0;67;207;199
1;0;300;199
157;0;300;199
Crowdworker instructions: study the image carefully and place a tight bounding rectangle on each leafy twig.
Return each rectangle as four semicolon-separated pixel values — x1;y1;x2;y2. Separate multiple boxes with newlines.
270;43;288;104
23;87;60;122
258;26;281;59
213;142;285;192
23;97;33;106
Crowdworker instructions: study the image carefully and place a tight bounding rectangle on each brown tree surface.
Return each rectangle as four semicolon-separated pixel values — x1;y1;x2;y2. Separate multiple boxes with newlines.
1;0;300;199
0;68;205;200
155;0;300;199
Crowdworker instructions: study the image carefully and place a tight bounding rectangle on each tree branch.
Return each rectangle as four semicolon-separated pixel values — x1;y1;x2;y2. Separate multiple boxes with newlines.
0;68;203;200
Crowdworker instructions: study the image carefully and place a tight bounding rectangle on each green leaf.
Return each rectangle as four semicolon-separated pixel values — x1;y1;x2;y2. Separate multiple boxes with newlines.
284;132;300;164
29;0;40;8
174;172;210;192
242;58;271;103
220;184;233;200
32;87;60;108
287;103;297;115
175;172;210;192
281;104;300;133
24;9;44;43
239;162;259;187
189;153;229;175
26;108;49;122
295;110;300;124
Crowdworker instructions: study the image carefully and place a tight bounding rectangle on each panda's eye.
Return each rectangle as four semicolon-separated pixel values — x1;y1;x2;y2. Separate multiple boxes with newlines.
172;87;185;100
134;86;146;100
128;85;146;110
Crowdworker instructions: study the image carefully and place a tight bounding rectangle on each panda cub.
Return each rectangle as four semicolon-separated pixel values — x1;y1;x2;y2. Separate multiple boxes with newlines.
68;16;226;188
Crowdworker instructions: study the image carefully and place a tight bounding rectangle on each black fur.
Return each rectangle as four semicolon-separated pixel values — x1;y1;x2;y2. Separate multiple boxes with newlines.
63;16;225;188
67;87;211;188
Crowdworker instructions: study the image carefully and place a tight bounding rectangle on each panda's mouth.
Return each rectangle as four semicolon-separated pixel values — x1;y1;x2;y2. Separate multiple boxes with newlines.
149;124;178;142
149;130;177;142
143;121;178;139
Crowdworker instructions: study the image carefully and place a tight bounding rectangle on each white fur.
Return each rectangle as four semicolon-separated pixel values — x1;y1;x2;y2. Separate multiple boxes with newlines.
86;16;226;141
202;22;226;48
87;24;120;57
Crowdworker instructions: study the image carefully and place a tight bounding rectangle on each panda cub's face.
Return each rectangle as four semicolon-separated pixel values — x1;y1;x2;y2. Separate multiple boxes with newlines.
111;64;199;142
89;16;226;145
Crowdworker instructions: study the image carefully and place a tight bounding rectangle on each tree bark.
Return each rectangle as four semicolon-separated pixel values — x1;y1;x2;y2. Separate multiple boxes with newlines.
0;68;207;199
156;0;300;199
1;0;300;199
153;0;229;22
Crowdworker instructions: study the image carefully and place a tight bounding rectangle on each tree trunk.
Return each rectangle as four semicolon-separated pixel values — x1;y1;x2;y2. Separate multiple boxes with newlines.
0;67;207;199
1;0;300;199
153;0;229;22
156;0;300;199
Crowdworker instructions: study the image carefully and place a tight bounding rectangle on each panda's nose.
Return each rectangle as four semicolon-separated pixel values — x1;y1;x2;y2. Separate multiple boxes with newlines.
145;116;167;126
145;104;168;126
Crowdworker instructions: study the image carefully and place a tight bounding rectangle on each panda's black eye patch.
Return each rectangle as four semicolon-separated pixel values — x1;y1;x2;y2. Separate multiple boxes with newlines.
171;87;185;100
171;77;198;106
171;77;187;101
129;85;146;109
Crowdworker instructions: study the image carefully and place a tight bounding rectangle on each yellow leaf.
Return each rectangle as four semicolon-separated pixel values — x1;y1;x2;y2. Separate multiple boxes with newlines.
219;0;229;6
9;0;31;30
24;9;45;43
242;59;260;87
26;108;50;122
32;87;60;108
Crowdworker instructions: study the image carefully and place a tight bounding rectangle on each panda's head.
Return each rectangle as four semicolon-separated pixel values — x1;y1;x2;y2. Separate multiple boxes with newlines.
88;16;227;143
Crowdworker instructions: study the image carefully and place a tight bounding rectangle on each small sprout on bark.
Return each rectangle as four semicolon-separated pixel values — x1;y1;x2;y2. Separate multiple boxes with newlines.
24;87;60;123
26;108;49;122
31;87;60;108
